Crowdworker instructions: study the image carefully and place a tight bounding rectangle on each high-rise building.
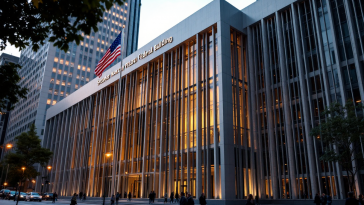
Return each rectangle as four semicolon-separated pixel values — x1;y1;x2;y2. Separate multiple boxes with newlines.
3;0;141;144
0;53;19;158
40;0;364;203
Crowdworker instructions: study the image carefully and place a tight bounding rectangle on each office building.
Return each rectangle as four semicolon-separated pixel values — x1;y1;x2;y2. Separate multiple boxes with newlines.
0;53;19;158
3;0;141;145
41;0;364;203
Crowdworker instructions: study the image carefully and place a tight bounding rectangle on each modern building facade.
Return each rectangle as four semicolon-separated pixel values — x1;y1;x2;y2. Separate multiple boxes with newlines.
3;0;141;145
41;0;364;203
0;53;19;158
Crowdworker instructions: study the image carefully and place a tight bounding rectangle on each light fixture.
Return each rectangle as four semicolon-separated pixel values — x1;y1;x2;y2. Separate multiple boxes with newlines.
21;167;26;171
6;144;12;149
105;152;112;158
47;166;52;170
4;182;8;186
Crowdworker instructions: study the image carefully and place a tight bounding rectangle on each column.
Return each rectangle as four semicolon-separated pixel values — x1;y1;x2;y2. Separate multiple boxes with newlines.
291;3;319;197
195;33;203;198
216;20;235;200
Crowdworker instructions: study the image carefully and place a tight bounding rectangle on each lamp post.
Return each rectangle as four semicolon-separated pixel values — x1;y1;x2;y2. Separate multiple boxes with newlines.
32;179;36;191
16;167;26;205
103;152;112;205
1;143;12;188
47;166;52;193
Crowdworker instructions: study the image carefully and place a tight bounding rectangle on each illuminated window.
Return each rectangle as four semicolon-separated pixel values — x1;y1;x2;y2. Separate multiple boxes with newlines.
87;67;90;72
102;40;105;44
60;59;64;64
124;17;126;20
60;91;64;96
69;72;72;77
112;20;115;24
125;10;127;13
125;2;127;6
58;69;62;74
75;84;78;89
61;81;66;86
85;43;88;47
54;90;58;95
52;68;57;72
104;16;107;20
98;39;100;43
82;66;86;71
81;42;84;46
48;89;53;94
78;65;81;70
116;14;119;17
47;99;51;105
66;92;69;97
65;61;69;65
50;78;54;83
113;12;115;16
86;78;89;82
97;47;100;51
101;49;104;52
54;57;59;63
56;80;60;85
86;35;89;39
77;75;80;79
67;82;71;86
52;100;57;105
63;71;67;75
81;32;84;36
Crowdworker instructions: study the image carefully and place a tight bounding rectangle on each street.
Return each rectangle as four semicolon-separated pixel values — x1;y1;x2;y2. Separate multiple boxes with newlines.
0;198;164;205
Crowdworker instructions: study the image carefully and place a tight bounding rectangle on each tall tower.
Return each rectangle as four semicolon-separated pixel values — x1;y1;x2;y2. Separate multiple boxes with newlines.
4;0;141;143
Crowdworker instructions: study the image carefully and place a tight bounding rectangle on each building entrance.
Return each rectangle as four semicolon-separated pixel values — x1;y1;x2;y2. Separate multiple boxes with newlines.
128;175;142;198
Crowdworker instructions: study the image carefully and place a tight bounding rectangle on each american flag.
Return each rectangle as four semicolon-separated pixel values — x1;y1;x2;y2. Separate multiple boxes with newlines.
94;31;122;77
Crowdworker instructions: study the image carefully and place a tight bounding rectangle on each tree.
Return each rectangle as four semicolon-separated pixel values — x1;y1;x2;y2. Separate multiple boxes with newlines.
2;124;52;187
0;63;28;111
0;0;125;110
310;100;364;193
1;0;125;52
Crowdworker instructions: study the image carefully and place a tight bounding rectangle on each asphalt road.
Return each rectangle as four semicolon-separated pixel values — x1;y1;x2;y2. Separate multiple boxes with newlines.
0;198;163;205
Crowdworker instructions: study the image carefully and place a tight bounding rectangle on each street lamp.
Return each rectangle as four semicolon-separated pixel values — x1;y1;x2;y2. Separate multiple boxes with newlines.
16;167;26;205
103;152;112;205
32;179;36;191
46;165;52;193
1;143;13;188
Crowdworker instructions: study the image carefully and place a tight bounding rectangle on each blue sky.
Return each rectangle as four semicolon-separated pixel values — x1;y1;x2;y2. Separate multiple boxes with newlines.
0;0;255;57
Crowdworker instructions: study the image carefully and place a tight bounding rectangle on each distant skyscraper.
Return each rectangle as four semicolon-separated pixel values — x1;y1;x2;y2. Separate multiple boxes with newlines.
0;53;19;158
4;0;140;143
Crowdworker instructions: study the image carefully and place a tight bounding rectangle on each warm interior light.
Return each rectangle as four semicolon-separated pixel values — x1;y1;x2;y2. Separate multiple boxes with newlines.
32;180;36;183
4;182;8;186
356;100;361;103
47;166;52;170
6;144;12;149
105;153;112;158
125;172;128;174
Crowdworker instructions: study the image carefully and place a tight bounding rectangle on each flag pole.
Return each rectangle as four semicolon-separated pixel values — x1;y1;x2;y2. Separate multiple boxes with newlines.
114;26;125;194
